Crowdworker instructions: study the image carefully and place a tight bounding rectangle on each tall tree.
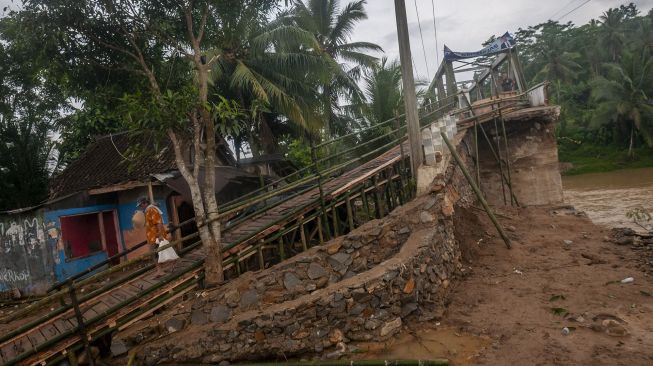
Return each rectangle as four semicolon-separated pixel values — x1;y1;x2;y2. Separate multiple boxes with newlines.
287;0;383;137
23;0;319;284
591;51;653;156
0;12;68;210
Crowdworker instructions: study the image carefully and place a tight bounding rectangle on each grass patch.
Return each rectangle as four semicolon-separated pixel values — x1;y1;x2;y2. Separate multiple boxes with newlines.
558;141;653;175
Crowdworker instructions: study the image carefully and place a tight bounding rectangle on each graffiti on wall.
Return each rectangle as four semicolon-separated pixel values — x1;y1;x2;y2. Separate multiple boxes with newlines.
0;212;56;294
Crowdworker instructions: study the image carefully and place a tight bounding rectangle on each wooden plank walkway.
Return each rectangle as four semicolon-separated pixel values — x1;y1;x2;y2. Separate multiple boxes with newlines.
0;142;405;366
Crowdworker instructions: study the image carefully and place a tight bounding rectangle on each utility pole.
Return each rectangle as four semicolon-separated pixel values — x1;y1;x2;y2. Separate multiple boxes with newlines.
394;0;422;178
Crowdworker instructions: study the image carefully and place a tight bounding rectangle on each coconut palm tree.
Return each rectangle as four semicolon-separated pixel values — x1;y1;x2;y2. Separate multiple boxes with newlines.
286;0;383;138
591;52;653;157
599;8;625;62
208;19;335;156
359;57;404;126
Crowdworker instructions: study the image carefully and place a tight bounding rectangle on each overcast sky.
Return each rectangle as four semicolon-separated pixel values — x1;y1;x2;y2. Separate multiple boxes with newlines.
352;0;652;82
2;0;651;83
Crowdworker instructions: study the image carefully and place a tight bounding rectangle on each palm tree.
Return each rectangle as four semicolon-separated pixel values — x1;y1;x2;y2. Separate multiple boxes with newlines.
599;8;625;62
287;0;383;138
591;52;653;157
359;58;404;126
209;19;335;156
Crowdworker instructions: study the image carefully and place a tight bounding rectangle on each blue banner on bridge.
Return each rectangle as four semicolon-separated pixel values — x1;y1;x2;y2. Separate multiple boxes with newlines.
443;32;515;61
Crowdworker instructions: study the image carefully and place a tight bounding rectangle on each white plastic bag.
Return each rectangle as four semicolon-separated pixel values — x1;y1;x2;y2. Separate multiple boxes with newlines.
156;238;180;263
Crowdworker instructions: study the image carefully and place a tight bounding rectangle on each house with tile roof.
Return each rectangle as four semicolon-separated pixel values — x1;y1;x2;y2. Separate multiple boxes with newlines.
0;132;266;296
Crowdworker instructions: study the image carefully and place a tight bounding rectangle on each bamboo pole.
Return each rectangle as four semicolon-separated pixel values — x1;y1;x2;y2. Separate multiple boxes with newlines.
498;109;517;207
476;119;520;206
299;220;308;251
441;132;511;249
345;191;355;231
373;175;383;219
492;117;508;205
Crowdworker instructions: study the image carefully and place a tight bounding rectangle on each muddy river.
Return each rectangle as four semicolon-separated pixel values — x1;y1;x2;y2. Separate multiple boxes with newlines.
562;167;653;231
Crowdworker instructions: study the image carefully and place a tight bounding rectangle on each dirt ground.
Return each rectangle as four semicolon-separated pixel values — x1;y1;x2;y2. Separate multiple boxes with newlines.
358;205;653;365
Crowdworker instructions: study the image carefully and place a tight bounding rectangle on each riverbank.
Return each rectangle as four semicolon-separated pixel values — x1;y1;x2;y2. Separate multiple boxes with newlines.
558;141;653;176
357;205;653;365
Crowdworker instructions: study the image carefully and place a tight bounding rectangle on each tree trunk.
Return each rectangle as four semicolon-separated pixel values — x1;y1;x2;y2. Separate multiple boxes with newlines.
628;124;635;158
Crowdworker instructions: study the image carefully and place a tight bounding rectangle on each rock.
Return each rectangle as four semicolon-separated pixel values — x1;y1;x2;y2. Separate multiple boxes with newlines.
423;197;437;210
369;226;383;237
420;211;435;223
380;317;402;337
210;305;232;323
110;338;128;356
328;252;353;268
505;225;517;232
615;236;634;245
364;319;381;330
307;263;328;280
224;289;240;307
240;289;259;308
327;241;343;255
190;309;209;326
305;283;317;292
329;328;344;344
165;317;185;333
401;303;418;317
441;196;454;217
283;272;303;290
218;360;231;366
602;319;628;337
563;240;573;245
403;277;415;294
398;227;411;235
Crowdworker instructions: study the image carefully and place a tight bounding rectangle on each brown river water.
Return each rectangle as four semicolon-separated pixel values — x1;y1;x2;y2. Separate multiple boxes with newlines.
562;167;653;231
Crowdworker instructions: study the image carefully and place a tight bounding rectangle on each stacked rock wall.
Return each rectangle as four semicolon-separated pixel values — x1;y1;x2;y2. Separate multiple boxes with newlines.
133;135;476;365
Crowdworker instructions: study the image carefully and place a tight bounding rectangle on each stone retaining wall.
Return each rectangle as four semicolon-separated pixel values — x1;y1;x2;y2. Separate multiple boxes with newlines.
134;135;476;365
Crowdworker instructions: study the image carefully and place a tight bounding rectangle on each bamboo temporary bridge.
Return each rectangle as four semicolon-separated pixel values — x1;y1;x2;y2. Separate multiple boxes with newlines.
0;53;550;366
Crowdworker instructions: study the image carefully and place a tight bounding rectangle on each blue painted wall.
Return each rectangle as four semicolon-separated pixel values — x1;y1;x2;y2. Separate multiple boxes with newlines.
1;195;171;294
44;204;117;281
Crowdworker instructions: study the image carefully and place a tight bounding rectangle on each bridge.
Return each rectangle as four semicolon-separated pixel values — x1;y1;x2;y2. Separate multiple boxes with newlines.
0;50;557;366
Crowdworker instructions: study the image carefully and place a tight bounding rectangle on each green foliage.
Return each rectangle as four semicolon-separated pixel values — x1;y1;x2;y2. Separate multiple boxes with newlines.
517;2;653;170
284;138;313;169
0;12;70;210
626;207;652;230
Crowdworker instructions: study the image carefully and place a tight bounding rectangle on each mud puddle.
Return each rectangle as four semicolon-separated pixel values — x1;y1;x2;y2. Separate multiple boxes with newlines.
354;326;490;365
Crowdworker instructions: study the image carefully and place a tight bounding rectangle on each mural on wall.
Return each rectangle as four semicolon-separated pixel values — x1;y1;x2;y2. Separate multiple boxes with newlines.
0;211;56;295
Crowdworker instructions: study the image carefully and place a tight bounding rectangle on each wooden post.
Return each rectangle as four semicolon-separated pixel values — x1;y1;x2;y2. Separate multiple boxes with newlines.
373;175;384;219
98;212;106;252
345;191;355;231
477;119;520;206
258;241;265;270
68;282;95;366
394;0;423;178
278;237;286;261
331;202;339;237
492;117;507;205
441;132;511;249
310;142;331;240
299;220;308;251
361;185;371;221
317;218;324;245
499;110;517;206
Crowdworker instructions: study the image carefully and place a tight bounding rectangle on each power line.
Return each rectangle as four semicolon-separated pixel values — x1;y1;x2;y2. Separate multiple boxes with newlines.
550;0;581;20
431;0;440;69
413;0;431;80
557;0;592;21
